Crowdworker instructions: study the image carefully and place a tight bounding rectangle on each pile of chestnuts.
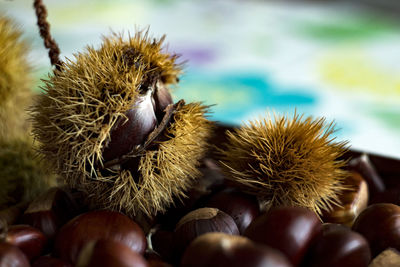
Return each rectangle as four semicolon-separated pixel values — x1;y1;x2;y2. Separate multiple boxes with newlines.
1;136;400;267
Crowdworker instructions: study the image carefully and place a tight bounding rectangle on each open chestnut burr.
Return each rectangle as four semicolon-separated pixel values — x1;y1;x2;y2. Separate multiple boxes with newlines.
31;32;213;229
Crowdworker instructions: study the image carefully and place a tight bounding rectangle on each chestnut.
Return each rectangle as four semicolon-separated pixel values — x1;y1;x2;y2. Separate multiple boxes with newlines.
347;154;385;197
32;256;73;267
54;210;146;264
155;159;226;230
22;187;80;240
302;223;370;267
369;248;400;267
244;206;322;266
4;224;47;261
322;171;368;226
173;208;239;258
0;242;30;267
205;188;260;234
370;187;400;205
150;227;174;262
76;239;148;267
352;203;400;256
181;232;292;267
0;202;28;226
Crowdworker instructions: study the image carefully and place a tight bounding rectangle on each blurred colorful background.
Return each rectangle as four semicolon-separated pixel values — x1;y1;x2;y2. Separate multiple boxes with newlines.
1;0;400;158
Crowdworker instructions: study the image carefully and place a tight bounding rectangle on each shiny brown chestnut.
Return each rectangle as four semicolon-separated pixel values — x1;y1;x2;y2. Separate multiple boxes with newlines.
4;224;47;261
302;223;370;267
322;171;368;227
22;187;80;240
173;208;239;258
144;251;172;267
32;256;73;267
0;242;30;267
244;206;322;266
352;203;400;256
205;188;260;234
155;159;226;231
76;239;148;267
181;232;293;267
347;154;385;197
370;187;400;205
54;210;146;264
150;227;174;262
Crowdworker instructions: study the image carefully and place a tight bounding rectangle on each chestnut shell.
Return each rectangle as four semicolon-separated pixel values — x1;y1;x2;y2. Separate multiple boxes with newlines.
244;206;322;266
54;210;146;264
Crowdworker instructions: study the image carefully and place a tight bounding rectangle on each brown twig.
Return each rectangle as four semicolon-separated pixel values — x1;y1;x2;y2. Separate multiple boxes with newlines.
33;0;62;70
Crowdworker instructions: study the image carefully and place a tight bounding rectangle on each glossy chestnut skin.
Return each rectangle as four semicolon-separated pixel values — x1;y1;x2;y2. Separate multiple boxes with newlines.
22;187;80;240
54;210;146;264
5;224;47;261
76;239;148;267
302;223;370;267
173;208;239;258
0;242;30;267
369;188;400;206
244;206;322;266
322;171;369;227
181;232;292;267
352;203;400;256
206;188;260;234
347;154;385;197
32;256;73;267
150;228;174;262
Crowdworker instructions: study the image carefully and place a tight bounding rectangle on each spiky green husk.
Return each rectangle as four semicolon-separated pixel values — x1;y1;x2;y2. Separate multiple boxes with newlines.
31;31;212;218
219;113;349;215
0;16;32;140
86;103;212;217
0;137;58;210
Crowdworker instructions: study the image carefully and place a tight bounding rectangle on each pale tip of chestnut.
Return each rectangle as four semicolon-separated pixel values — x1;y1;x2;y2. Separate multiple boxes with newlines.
369;248;400;267
174;207;239;259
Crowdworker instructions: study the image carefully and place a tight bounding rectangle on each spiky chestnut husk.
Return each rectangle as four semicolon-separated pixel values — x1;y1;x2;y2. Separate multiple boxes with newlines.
0;16;32;140
0;137;57;210
31;31;213;220
219;113;349;215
